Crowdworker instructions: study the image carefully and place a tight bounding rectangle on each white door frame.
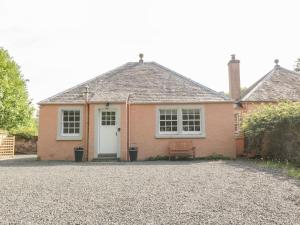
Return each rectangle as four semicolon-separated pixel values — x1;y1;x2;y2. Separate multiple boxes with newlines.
94;104;121;158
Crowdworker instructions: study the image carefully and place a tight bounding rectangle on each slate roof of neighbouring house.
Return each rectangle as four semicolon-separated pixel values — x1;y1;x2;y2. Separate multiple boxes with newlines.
241;65;300;102
39;61;230;104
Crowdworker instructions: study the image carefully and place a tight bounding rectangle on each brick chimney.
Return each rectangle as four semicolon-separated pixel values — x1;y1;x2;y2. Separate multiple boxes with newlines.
228;54;241;101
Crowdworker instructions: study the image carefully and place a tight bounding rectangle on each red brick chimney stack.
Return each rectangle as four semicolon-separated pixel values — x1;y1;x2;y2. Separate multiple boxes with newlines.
228;54;241;101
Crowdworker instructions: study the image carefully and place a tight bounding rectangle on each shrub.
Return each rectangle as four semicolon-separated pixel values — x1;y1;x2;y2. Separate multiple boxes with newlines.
146;155;169;161
242;102;300;164
10;117;38;139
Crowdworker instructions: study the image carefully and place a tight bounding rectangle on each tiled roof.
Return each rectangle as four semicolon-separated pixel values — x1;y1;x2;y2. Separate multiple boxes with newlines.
241;65;300;102
39;62;230;104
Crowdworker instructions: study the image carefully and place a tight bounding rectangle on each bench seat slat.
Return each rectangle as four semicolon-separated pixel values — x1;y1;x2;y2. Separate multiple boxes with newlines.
168;141;195;160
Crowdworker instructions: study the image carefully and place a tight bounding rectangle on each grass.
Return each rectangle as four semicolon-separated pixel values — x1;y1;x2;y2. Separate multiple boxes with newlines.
146;155;169;161
194;154;232;161
145;154;232;161
254;159;300;180
145;154;300;180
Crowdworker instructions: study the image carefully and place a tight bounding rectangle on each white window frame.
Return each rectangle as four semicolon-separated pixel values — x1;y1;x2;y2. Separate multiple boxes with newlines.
156;105;206;138
158;108;178;135
234;113;242;134
56;106;83;140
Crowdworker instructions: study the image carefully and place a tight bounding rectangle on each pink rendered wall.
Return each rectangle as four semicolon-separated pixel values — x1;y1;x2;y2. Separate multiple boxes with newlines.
129;103;236;160
37;104;86;160
38;103;128;161
38;103;236;161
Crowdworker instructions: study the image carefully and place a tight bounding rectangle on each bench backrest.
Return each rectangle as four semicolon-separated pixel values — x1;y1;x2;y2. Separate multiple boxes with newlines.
169;140;194;151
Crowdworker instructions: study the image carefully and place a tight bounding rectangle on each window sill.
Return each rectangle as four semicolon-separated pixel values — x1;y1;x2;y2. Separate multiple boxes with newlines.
56;135;82;141
155;133;206;139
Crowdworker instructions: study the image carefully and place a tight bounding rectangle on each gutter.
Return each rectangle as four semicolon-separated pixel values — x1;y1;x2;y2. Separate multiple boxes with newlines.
85;103;90;161
126;94;131;161
84;86;91;161
39;100;234;105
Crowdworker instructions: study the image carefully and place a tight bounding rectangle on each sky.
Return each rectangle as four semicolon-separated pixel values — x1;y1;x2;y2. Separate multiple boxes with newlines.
1;0;300;106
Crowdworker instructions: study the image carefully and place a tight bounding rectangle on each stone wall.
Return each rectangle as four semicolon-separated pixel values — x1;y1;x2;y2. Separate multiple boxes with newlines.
15;136;37;154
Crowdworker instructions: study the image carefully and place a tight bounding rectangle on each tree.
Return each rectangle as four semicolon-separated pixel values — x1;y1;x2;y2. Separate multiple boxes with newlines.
240;87;248;97
0;47;34;131
295;58;300;72
224;87;248;98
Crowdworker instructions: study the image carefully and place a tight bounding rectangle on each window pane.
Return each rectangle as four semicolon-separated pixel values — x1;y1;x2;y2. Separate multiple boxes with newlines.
62;110;81;135
159;109;177;133
189;114;194;120
101;111;116;126
182;108;201;133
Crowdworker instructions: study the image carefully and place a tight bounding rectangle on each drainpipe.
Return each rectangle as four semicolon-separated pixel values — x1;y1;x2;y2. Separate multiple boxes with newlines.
84;85;90;161
126;94;131;161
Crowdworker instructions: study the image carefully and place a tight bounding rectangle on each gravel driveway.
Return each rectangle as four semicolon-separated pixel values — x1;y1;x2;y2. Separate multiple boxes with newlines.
0;155;299;225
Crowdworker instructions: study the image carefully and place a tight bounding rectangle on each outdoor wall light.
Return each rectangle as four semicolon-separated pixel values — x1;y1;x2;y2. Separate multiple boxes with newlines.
105;102;110;109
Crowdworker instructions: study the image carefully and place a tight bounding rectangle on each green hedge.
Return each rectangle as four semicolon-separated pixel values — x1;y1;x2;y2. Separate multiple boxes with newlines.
242;102;300;164
9;118;38;139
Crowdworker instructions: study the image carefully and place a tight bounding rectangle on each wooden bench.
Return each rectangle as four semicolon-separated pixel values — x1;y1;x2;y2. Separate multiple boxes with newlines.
168;140;195;160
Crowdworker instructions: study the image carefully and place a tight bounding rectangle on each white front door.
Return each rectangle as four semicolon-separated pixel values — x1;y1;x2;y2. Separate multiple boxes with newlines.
98;109;119;154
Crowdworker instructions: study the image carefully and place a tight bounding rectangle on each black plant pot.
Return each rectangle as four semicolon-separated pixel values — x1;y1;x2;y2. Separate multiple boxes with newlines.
74;147;84;162
128;147;138;161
